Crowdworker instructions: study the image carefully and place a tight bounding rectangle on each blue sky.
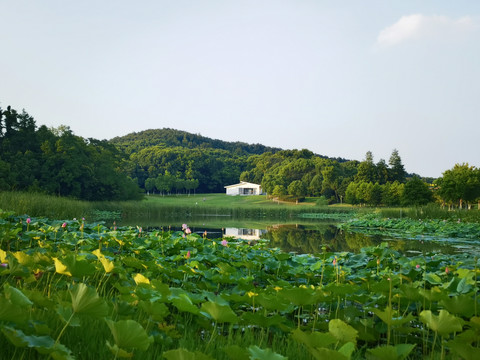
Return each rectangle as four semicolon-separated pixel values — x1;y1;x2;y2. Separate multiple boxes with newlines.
1;1;479;178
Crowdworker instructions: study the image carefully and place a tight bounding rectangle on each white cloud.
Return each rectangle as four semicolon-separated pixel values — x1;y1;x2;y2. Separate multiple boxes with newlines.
377;14;475;47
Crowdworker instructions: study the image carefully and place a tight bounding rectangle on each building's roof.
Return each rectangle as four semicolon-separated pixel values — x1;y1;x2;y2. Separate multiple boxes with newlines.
224;181;261;189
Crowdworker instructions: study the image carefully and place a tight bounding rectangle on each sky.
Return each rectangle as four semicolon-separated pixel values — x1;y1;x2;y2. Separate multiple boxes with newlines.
1;1;479;178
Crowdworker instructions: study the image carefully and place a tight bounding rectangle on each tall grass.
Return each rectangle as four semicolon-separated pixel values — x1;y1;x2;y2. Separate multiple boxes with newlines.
0;191;92;219
0;191;355;224
378;203;480;222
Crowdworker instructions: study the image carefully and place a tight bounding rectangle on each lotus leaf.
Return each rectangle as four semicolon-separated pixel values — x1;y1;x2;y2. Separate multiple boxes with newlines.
163;348;215;360
248;345;287;360
419;309;463;337
105;319;153;352
366;344;415;360
69;283;109;318
329;319;358;346
200;301;238;323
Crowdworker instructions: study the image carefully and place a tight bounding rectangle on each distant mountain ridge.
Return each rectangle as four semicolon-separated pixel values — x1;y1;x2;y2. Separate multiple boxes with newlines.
109;128;350;163
110;128;282;156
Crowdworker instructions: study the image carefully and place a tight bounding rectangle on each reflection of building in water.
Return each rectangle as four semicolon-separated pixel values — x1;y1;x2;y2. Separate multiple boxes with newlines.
224;228;266;241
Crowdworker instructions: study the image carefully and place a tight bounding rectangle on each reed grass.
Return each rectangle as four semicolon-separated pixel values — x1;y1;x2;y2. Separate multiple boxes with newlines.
0;191;355;224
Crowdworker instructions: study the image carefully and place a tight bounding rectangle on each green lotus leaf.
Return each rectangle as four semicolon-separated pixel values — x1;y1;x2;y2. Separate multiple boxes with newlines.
370;306;415;326
241;312;284;328
53;255;96;277
139;300;169;321
448;338;480;360
4;284;33;308
418;287;446;302
255;292;291;312
106;341;133;358
21;289;56;310
419;310;463;337
425;273;442;285
469;316;480;330
248;345;287;360
0;297;28;322
122;256;147;270
223;345;250;360
163;348;215;360
200;301;238;323
1;327;74;360
366;344;416;360
171;293;200;315
106;319;153;352
1;326;54;348
440;294;476;317
398;284;422;301
55;305;81;326
456;277;473;294
291;328;336;349
456;268;475;279
338;342;355;359
69;283;109;318
278;286;321;306
329;319;358;346
308;347;349;360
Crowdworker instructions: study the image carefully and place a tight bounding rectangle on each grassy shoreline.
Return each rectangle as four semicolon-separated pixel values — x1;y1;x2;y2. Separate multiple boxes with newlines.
0;191;354;223
1;191;479;226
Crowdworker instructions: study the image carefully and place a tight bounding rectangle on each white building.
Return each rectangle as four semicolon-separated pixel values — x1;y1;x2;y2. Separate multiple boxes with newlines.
224;181;262;196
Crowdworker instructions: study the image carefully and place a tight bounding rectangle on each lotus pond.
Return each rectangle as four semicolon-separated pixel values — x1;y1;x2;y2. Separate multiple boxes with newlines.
1;210;480;359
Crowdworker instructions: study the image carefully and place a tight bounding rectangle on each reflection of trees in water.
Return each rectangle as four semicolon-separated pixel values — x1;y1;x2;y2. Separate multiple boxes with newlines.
343;232;376;252
262;225;463;255
263;225;381;253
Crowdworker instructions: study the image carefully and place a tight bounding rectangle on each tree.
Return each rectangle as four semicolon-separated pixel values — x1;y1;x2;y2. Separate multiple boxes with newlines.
272;185;287;198
437;163;480;209
402;176;433;206
355;151;377;183
145;178;156;194
370;183;383;206
287;180;307;203
376;159;389;184
388;149;406;183
382;181;404;206
345;182;359;205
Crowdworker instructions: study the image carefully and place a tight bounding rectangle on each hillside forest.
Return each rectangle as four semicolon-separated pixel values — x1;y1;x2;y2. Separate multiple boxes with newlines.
1;105;479;208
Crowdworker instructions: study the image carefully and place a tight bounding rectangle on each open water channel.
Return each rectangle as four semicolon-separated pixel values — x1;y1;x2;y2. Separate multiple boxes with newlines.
119;215;480;256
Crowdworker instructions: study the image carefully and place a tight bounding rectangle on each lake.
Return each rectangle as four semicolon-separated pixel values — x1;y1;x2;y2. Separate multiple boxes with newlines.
119;215;480;256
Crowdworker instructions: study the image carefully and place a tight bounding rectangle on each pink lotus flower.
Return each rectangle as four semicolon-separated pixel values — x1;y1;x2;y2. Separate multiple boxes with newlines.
221;239;228;246
26;218;31;224
185;228;191;235
445;267;450;274
333;258;337;266
416;264;420;269
62;222;67;228
186;251;191;259
182;224;188;230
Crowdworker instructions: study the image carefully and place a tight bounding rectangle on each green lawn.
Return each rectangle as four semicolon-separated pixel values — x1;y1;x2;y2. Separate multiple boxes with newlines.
144;193;318;208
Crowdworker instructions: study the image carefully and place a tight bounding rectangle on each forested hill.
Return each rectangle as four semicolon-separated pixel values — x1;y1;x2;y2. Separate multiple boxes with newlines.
110;128;282;156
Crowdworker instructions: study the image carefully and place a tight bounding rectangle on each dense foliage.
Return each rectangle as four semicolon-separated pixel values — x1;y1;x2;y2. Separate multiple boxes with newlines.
0;106;141;201
110;128;282;156
2;104;478;208
1;212;480;359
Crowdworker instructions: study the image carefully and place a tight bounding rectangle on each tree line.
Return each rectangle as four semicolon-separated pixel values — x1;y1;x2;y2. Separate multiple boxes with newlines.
1;105;478;208
0;106;141;200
